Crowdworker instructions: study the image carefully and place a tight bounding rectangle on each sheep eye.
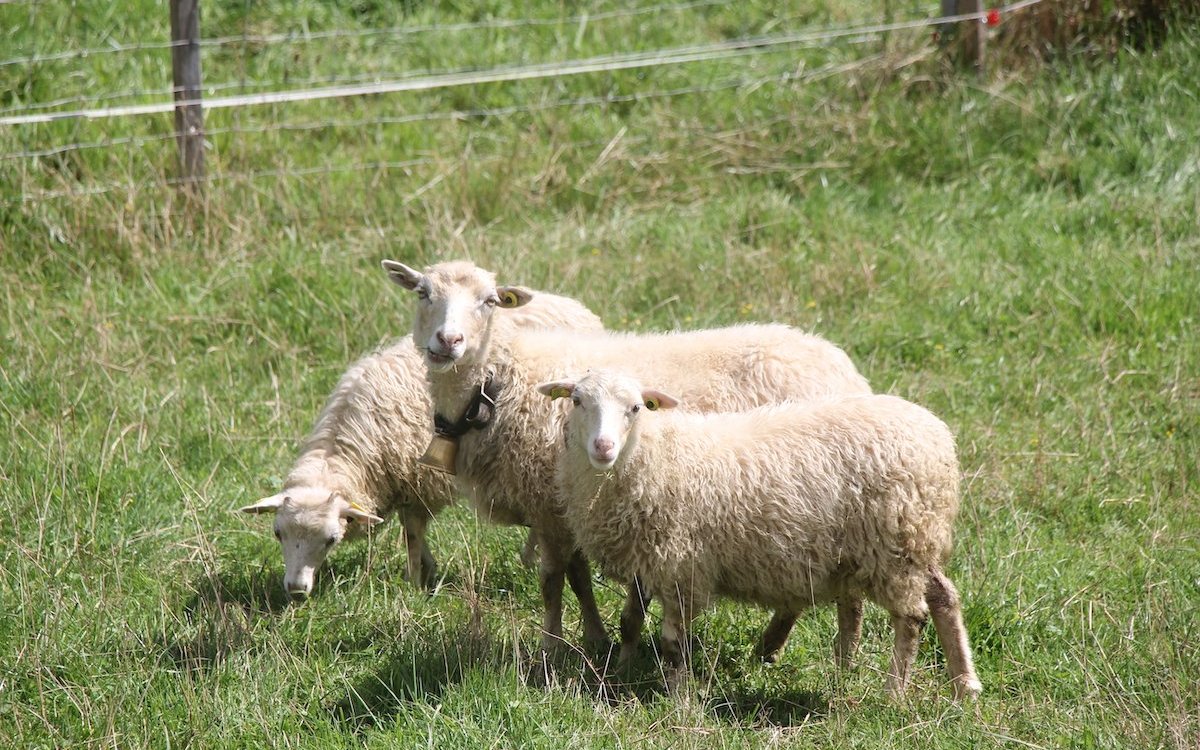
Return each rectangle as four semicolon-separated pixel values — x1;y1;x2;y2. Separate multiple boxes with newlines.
571;396;581;406
273;528;282;540
325;536;337;548
417;287;430;301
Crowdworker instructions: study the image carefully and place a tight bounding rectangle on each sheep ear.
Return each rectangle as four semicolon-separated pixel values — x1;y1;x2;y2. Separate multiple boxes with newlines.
333;494;385;526
642;389;679;411
239;494;284;515
537;380;576;400
495;286;533;309
381;259;424;291
341;504;385;526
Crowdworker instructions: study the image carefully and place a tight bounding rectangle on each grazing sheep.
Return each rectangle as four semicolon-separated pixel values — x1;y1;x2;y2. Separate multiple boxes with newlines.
540;370;982;699
239;338;450;599
240;288;604;600
381;259;871;655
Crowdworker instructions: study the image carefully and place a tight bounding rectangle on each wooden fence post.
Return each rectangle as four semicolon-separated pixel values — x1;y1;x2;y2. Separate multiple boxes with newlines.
170;0;205;189
959;0;986;75
940;0;987;76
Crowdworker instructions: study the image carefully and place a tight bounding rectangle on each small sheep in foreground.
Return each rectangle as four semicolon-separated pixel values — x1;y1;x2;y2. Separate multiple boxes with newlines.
541;370;982;699
240;287;603;599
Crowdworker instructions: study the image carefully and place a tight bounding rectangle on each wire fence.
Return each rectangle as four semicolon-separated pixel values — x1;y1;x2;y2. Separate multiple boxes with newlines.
8;57;884;205
0;0;732;117
1;63;846;164
0;0;732;69
1;0;1044;208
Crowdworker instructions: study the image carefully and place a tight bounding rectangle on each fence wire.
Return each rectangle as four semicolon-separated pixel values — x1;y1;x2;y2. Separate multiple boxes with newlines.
3;54;872;165
2;1;1046;207
5;116;838;209
6;56;879;206
0;1;1052;125
0;0;729;69
0;28;891;125
0;0;737;118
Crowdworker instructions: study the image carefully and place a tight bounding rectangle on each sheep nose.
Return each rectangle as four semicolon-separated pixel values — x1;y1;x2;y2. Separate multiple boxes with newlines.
285;578;312;600
437;330;464;348
593;437;615;458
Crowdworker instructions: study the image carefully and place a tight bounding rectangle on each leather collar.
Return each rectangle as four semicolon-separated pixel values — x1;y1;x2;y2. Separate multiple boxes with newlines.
433;375;501;439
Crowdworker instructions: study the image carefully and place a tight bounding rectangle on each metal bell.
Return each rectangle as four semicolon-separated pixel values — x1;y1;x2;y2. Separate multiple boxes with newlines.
418;435;458;475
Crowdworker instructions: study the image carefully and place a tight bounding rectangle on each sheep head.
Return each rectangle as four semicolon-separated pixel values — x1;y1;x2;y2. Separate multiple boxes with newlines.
382;259;532;372
539;370;678;471
239;489;382;600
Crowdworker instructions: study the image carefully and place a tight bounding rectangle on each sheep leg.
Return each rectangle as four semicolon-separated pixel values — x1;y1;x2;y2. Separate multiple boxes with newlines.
925;569;982;698
420;544;437;589
619;577;652;670
835;597;864;668
564;550;611;651
519;529;539;569
536;536;568;653
658;590;694;696
402;514;437;591
884;610;927;699
757;610;799;664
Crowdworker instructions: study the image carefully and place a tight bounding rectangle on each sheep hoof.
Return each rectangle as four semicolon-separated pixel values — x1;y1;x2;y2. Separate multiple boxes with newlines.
955;678;983;700
586;635;614;657
617;644;638;673
524;650;558;689
419;567;440;593
664;667;692;700
884;677;909;702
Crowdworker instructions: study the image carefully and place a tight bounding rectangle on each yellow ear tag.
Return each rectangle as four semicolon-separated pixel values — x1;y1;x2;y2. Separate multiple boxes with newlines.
549;386;572;399
644;397;660;411
348;501;367;513
500;291;519;308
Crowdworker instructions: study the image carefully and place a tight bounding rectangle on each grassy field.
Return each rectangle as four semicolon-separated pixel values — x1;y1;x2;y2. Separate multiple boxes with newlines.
2;1;1198;748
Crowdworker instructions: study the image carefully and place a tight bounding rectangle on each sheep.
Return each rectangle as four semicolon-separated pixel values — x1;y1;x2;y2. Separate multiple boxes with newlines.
540;369;982;699
381;259;872;656
239;338;450;599
240;288;604;600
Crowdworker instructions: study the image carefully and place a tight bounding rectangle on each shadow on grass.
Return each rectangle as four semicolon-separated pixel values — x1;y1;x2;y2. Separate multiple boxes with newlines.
155;561;291;673
603;640;829;727
707;686;827;727
331;632;632;729
329;628;496;728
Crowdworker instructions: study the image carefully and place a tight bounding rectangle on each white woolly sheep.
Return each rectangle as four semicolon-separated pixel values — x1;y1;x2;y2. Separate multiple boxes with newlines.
239;338;451;599
381;259;871;654
241;286;604;600
540;370;982;699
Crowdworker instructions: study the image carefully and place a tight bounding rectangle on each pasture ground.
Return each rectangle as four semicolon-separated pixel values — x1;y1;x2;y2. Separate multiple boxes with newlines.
1;2;1197;747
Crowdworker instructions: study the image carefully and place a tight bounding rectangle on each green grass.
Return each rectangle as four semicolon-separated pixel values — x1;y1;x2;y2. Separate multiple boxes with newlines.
2;2;1198;748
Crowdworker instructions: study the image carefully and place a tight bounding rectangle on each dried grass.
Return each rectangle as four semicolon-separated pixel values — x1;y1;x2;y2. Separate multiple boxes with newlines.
997;0;1200;57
